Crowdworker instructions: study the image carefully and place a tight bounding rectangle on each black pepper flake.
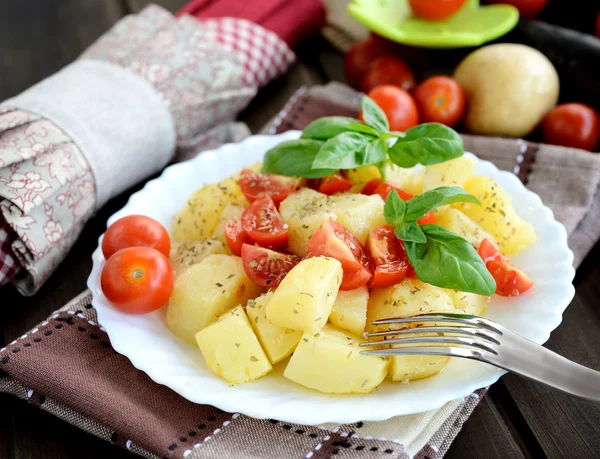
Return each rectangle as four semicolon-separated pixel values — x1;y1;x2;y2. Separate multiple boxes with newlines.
216;282;223;287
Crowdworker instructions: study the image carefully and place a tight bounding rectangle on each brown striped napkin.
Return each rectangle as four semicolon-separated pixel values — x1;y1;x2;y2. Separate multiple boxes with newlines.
1;83;600;459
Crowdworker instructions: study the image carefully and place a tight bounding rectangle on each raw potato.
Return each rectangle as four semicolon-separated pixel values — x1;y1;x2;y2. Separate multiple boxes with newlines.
284;324;389;394
435;207;497;249
329;286;369;337
455;175;536;256
170;239;227;274
195;306;272;385
454;44;559;138
211;203;245;249
423;156;476;192
266;257;343;334
449;290;489;317
166;254;263;344
246;292;302;364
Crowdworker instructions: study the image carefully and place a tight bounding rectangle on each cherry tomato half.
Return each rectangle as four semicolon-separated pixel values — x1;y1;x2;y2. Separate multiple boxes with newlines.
370;183;436;225
102;215;170;260
318;173;353;195
360;56;416;94
241;196;289;249
360;85;419;132
224;219;252;256
542;103;600;152
478;238;533;297
367;225;414;288
485;0;547;18
239;169;300;205
413;76;466;128
308;221;373;290
409;0;466;20
101;246;174;314
241;244;300;288
343;38;389;89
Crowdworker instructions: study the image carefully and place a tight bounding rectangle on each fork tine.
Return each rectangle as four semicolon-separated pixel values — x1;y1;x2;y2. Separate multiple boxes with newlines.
363;326;501;344
371;313;503;334
359;335;499;355
360;346;493;361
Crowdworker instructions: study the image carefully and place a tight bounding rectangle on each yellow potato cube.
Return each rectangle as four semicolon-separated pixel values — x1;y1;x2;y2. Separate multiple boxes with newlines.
385;164;424;196
332;193;387;244
435;207;497;249
266;257;342;334
195;306;272;385
211;203;245;250
346;165;380;192
389;354;450;382
422;156;477;192
166;254;263;344
329;286;368;337
170;239;227;275
246;292;302;364
284;324;389;394
449;290;489;316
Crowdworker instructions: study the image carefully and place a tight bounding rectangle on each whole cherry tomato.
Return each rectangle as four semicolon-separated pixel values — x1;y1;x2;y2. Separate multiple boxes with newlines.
239;169;299;205
478;239;533;296
542;103;600;152
343;38;389;89
241;196;289;249
102;215;170;260
241;244;300;288
360;85;419;132
367;225;414;288
409;0;466;20
360;56;416;93
485;0;547;18
413;76;466;127
101;246;174;314
317;173;353;195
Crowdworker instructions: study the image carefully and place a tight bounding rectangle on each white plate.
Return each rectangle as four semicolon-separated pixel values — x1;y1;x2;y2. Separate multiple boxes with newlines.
87;131;575;425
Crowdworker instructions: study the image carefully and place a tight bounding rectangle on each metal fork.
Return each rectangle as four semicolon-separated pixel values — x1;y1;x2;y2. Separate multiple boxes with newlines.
360;313;600;402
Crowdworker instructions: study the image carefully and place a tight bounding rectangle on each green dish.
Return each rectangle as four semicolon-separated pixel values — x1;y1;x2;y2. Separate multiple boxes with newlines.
348;0;519;48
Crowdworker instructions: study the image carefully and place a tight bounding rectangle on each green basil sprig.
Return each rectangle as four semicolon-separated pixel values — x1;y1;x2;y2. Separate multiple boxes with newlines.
384;188;496;296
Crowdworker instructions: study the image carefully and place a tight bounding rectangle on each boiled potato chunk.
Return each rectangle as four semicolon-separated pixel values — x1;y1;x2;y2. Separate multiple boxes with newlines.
172;175;247;242
211;203;244;249
435;207;497;249
329;286;368;337
450;290;489;317
195;306;272;385
266;257;342;334
455;175;536;256
166;254;263;344
346;165;380;193
423;156;476;192
170;239;227;274
246;292;302;364
284;324;389;394
346;164;424;195
389;354;450;382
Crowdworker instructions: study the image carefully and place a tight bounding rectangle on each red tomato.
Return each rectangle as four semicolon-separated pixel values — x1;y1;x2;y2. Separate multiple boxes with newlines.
409;0;466;20
307;221;373;290
318;173;353;195
101;247;174;314
239;169;299;205
413;76;466;127
360;85;419;132
367;225;413;288
360;56;416;93
361;178;382;196
102;215;170;260
477;239;533;297
485;0;547;18
241;244;300;288
371;183;436;224
343;38;389;89
542;103;600;152
241;196;288;249
224;219;252;256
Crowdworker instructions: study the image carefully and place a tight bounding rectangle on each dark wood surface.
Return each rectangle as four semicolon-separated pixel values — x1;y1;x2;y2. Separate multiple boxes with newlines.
1;1;599;458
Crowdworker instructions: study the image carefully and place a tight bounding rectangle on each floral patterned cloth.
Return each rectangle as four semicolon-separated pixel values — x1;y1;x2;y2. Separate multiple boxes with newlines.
0;4;295;294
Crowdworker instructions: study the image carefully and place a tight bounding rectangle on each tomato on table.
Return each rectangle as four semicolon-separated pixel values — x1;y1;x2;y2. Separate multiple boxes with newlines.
307;221;373;290
241;196;289;249
367;225;414;288
241;244;300;288
239;169;299;205
542;103;599;152
413;76;466;128
224;219;252;256
485;0;547;18
101;246;174;314
408;0;466;20
343;38;389;89
360;56;416;93
478;238;533;297
369;183;436;225
360;85;419;132
102;215;170;260
317;173;353;195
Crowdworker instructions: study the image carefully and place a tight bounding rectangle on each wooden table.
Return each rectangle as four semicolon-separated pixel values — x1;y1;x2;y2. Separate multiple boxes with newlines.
1;1;599;458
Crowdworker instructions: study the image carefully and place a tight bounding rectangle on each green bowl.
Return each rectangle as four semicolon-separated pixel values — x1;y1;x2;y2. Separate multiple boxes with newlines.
348;0;519;48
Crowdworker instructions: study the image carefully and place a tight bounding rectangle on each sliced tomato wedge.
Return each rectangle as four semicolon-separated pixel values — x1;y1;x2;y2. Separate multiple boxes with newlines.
241;244;300;288
307;221;373;290
370;183;436;225
361;178;382;195
239;169;299;205
241;196;288;249
318;173;353;195
477;238;533;297
367;225;413;288
224;219;252;256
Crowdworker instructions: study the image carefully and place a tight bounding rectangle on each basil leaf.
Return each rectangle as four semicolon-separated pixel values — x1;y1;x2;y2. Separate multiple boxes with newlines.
383;189;406;226
363;137;388;166
389;123;463;168
262;139;336;178
395;222;426;243
312;132;372;169
302;116;379;140
404;225;496;296
361;95;389;133
404;187;480;222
